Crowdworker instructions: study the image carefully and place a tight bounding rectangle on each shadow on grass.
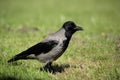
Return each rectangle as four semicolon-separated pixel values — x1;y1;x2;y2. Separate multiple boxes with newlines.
0;76;43;80
40;64;70;74
8;62;70;74
0;76;18;80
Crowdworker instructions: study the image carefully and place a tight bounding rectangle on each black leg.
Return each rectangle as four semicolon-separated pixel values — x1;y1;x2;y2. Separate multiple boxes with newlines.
44;62;54;73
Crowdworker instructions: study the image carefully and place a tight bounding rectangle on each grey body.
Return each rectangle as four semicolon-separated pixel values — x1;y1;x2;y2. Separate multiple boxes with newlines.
28;28;67;63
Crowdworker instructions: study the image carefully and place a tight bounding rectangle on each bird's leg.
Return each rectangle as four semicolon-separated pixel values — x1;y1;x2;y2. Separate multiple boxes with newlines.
44;62;54;73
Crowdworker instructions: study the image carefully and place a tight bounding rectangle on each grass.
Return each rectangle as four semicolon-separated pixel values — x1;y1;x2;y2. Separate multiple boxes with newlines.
0;0;120;80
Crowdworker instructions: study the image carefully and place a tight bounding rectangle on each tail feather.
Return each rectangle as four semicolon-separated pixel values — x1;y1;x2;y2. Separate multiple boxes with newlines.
8;57;18;63
8;51;29;63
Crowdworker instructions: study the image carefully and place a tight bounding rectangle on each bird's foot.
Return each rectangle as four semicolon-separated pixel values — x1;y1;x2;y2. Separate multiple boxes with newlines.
40;62;56;74
44;66;55;74
40;66;56;74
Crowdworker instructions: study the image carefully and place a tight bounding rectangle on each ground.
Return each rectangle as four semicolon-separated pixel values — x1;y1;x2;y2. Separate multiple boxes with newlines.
0;0;120;80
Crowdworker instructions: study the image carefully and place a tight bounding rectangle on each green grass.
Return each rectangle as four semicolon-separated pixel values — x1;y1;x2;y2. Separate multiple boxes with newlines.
0;0;120;80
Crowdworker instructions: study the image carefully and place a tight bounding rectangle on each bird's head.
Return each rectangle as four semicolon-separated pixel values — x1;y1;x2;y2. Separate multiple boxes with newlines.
63;21;83;34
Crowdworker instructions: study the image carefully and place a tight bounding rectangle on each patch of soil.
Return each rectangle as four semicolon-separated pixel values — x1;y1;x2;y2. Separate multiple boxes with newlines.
18;27;39;33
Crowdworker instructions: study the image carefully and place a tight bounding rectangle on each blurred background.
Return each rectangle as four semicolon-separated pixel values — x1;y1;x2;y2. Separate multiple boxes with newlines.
0;0;120;80
0;0;119;34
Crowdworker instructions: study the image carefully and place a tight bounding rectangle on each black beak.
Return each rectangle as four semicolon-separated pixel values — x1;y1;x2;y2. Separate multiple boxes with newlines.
74;26;83;31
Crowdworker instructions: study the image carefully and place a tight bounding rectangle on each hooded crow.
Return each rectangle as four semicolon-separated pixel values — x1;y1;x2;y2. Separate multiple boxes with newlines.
8;21;83;72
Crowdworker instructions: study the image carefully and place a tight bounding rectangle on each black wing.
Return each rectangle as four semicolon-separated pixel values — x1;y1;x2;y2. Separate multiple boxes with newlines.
8;40;59;62
26;40;59;55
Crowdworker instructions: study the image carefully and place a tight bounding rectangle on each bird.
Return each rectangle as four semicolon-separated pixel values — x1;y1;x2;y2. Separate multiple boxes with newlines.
8;21;83;73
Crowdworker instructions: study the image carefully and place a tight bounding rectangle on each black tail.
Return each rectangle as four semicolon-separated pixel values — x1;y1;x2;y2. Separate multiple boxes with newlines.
8;51;29;63
8;57;18;63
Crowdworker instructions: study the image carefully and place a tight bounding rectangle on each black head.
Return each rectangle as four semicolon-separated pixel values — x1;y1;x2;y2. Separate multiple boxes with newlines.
63;21;83;34
62;21;83;39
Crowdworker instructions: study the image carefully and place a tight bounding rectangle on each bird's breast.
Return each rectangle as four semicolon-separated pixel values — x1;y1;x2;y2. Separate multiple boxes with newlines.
49;39;69;60
37;36;69;63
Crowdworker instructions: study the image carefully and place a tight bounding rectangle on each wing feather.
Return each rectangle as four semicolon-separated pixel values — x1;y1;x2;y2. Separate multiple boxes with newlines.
8;40;59;62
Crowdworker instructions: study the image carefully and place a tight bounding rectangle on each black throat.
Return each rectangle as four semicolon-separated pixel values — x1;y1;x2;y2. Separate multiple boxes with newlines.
65;30;74;41
61;31;74;51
